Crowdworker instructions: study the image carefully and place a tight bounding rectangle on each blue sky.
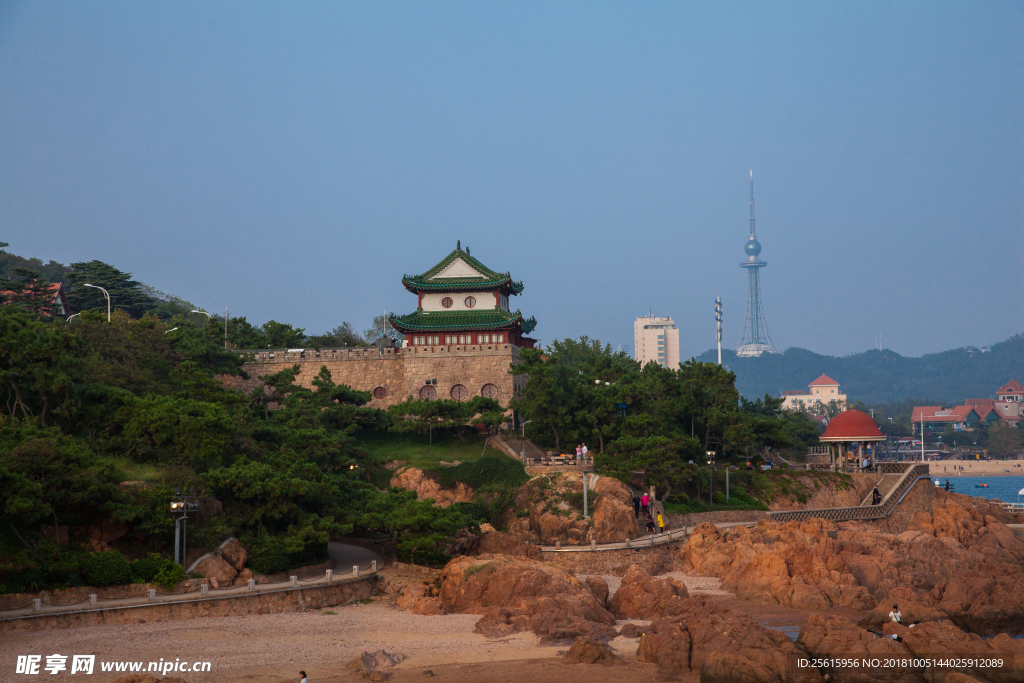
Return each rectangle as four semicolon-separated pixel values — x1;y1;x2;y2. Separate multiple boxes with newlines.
2;1;1021;357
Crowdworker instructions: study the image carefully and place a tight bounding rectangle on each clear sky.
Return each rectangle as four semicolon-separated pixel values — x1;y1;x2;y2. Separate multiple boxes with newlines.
2;1;1021;357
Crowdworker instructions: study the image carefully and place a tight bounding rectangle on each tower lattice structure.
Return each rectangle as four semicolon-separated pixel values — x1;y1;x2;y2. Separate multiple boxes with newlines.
736;168;777;357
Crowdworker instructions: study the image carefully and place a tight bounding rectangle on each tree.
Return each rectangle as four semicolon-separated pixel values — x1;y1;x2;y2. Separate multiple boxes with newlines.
65;261;157;319
988;423;1022;457
306;322;366;348
0;307;80;426
262;320;305;348
0;268;57;316
388;396;504;441
363;314;404;343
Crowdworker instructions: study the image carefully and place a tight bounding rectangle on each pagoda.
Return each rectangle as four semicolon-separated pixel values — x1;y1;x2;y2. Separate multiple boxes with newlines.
391;241;537;348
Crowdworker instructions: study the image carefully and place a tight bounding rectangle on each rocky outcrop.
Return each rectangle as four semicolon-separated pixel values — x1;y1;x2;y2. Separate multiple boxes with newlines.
438;554;616;641
230;568;253;587
591;477;640;543
220;539;247;571
389;467;474;508
476;524;541;559
637;596;822;682
192;556;237;586
504;473;591;545
679;493;1024;632
396;580;443;616
563;636;621;665
85;519;129;552
608;566;689;619
768;473;876;511
798;614;1024;683
347;650;405;678
584;576;609;608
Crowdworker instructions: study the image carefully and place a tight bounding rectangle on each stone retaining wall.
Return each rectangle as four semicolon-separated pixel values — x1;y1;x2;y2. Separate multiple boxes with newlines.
0;576;378;632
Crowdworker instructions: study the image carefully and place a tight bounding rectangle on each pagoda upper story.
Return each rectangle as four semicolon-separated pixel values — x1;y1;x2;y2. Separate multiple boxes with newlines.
391;241;537;348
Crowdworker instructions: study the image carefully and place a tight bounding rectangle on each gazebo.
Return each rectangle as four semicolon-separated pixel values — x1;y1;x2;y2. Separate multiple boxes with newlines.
819;409;886;472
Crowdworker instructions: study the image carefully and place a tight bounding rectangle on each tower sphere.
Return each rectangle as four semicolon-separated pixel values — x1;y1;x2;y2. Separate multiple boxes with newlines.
744;238;762;256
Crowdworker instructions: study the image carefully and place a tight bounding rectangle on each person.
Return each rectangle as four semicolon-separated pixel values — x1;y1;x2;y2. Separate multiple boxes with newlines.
944;480;950;491
888;605;901;624
632;495;641;518
657;512;665;534
298;672;308;683
645;513;656;533
641;493;649;515
582;443;588;458
576;444;582;459
871;487;882;506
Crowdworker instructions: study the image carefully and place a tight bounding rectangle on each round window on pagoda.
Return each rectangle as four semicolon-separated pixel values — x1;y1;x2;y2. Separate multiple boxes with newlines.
450;384;468;401
441;296;453;309
481;383;499;399
420;385;437;400
464;296;476;308
372;386;387;400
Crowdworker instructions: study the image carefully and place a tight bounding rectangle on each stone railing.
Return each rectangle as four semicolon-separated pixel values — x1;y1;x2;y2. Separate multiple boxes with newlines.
768;464;930;524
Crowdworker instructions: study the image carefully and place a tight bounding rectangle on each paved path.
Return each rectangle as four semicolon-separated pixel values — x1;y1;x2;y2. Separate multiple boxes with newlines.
541;520;756;553
328;542;385;571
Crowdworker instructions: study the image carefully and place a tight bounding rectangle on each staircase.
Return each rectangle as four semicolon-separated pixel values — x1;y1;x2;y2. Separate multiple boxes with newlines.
858;474;902;507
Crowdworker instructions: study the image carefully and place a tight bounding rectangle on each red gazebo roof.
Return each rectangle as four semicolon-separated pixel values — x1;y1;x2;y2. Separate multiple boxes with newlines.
819;409;885;441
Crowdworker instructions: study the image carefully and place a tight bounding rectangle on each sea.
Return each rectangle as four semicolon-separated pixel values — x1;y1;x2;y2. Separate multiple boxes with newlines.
930;475;1024;503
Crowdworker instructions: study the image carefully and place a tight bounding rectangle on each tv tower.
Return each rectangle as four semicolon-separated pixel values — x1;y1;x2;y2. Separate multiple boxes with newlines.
736;167;777;357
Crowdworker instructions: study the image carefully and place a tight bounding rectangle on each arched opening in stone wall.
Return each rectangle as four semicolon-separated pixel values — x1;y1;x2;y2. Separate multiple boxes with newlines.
450;384;467;401
372;386;387;400
481;383;499;399
420;385;437;400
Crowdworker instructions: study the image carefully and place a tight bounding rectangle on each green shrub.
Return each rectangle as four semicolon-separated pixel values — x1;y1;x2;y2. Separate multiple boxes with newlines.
129;553;167;583
713;491;726;504
245;536;289;575
434;453;529;490
154;563;186;589
81;551;131;587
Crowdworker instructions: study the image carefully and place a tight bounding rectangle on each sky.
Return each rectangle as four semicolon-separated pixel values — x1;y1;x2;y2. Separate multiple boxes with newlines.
1;1;1022;358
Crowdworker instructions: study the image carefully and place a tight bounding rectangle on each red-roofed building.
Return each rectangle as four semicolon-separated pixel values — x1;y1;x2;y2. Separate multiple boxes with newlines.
0;281;70;317
997;380;1023;403
818;409;886;471
781;374;847;412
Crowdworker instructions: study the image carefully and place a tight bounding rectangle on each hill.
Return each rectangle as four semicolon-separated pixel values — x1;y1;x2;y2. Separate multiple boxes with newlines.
694;334;1024;405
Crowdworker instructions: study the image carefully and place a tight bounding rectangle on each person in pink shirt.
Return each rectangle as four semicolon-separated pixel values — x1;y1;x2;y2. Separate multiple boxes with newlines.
640;493;649;516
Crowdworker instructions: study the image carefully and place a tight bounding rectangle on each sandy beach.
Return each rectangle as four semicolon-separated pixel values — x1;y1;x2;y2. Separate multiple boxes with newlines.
928;459;1024;476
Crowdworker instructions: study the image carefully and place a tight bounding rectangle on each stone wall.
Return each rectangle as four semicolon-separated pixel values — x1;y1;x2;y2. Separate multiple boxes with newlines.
0;576;377;632
220;344;525;409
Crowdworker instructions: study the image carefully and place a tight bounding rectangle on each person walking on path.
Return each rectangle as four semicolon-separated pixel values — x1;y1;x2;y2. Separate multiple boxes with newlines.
641;493;650;515
871;487;882;506
632;495;641;518
657;512;665;534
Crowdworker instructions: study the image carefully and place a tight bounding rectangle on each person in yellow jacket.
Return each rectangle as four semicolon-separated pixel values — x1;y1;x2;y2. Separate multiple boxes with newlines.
656;512;665;534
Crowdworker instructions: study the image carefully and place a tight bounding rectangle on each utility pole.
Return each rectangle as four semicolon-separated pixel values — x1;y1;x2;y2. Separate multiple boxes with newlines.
715;297;723;365
225;307;228;349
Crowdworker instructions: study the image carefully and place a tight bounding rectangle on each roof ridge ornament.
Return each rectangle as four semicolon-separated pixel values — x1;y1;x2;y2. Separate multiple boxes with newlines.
457;240;460;251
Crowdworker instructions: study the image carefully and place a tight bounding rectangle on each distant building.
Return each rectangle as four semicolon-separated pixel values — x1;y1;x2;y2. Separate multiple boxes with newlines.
0;281;70;317
997;379;1023;402
634;315;679;369
780;374;847;411
913;379;1023;434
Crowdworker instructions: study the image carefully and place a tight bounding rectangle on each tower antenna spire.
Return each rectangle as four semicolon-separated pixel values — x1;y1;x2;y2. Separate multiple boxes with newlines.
736;167;776;358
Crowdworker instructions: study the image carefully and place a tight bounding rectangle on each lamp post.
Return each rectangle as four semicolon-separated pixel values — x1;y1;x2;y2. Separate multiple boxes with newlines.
83;284;110;322
164;327;179;335
170;489;199;569
65;312;82;325
190;309;213;322
520;420;533;462
706;451;715;506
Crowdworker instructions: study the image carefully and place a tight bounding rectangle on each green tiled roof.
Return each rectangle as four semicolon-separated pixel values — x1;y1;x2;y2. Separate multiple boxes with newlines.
402;244;524;294
391;308;527;333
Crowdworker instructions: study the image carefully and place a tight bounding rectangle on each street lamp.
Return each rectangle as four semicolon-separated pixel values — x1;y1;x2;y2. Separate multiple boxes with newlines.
65;312;82;325
164;327;179;334
520;420;533;461
170;489;199;569
190;310;213;322
706;451;715;505
83;284;110;322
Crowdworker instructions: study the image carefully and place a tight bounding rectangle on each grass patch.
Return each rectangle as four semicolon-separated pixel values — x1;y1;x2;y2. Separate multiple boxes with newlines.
434;452;529;490
464;562;491;579
359;429;493;470
101;458;179;484
321;610;337;615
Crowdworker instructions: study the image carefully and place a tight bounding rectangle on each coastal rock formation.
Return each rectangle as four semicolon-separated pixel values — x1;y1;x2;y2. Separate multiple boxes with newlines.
220;539;248;571
768;473;876;511
591;476;640;543
438;554;616;641
388;467;474;508
476;524;541;559
347;650;406;678
798;614;1024;683
584;575;609;608
563;635;621;666
192;556;237;586
396;581;443;615
608;566;689;619
637;596;822;683
679;492;1024;632
505;473;591;545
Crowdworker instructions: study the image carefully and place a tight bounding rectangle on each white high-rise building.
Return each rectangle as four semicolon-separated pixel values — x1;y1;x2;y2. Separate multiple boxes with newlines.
634;315;680;369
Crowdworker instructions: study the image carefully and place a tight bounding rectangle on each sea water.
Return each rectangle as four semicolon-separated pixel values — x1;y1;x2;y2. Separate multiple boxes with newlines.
930;475;1024;503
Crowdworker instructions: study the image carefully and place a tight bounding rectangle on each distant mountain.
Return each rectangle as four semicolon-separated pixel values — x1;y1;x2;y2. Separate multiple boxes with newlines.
693;334;1024;405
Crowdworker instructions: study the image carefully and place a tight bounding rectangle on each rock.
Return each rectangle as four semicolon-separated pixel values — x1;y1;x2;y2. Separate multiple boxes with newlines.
584;575;609;607
591;477;640;543
477;527;541;559
608;566;689;619
507;473;591;545
192;556;237;585
796;614;914;683
231;568;253;587
639;596;823;683
419;670;434;677
443;527;480;556
207;577;219;588
397;581;444;616
563;635;621;665
347;650;405;678
220;539;247;571
368;672;391;682
389;467;474;508
85;518;130;552
438;554;616;641
618;622;645;638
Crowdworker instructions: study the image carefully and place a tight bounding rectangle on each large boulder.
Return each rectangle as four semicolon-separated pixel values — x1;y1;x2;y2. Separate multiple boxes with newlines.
396;580;443;616
192;556;237;585
591;477;640;543
220;539;247;571
347;650;405;678
584;575;609;608
438;554;616;641
608;565;689;619
389;467;474;508
476;525;541;559
563;636;621;666
638;596;822;683
505;473;592;545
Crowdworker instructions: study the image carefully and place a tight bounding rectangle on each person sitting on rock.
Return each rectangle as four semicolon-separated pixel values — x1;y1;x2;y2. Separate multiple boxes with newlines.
888;605;901;624
872;487;882;505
